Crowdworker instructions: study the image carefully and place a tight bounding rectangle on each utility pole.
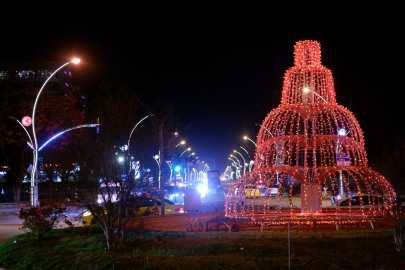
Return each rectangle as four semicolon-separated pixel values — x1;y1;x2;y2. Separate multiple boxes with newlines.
159;123;165;215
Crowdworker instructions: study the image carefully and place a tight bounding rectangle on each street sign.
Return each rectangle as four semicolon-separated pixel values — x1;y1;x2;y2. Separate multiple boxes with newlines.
337;153;350;166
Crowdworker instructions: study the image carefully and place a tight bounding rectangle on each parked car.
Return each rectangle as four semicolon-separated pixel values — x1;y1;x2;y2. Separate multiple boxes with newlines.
127;196;184;216
245;184;260;198
82;196;184;225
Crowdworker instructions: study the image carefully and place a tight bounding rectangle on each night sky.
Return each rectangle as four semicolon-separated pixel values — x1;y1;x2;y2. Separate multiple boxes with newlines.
2;12;404;173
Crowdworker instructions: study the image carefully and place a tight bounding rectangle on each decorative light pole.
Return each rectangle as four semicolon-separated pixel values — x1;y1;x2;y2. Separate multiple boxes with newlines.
30;59;80;207
12;114;99;205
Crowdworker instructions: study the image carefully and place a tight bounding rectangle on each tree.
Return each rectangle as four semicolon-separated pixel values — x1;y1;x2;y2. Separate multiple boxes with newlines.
36;86;86;200
69;83;184;250
0;59;48;201
370;132;405;252
71;83;153;250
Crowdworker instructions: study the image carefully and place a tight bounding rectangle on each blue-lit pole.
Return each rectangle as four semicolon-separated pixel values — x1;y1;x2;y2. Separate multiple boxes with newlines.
37;124;99;151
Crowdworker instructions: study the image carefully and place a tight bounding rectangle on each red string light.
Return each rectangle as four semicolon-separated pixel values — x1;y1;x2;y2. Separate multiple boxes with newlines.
226;40;396;222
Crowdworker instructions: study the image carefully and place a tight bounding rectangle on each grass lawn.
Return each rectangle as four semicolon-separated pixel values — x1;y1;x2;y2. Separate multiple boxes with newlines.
1;226;405;269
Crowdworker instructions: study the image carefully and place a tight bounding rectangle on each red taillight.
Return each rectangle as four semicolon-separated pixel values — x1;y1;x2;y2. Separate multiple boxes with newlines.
175;207;184;212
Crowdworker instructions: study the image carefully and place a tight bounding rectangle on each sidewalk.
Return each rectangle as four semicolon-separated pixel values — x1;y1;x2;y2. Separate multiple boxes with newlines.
0;202;29;217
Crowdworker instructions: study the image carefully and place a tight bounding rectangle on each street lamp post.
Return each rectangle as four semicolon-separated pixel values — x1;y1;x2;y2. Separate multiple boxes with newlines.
30;59;80;207
153;154;161;189
127;115;153;178
229;155;241;179
233;150;246;175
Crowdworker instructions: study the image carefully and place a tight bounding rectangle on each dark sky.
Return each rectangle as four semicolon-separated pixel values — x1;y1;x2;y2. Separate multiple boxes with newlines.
2;12;404;173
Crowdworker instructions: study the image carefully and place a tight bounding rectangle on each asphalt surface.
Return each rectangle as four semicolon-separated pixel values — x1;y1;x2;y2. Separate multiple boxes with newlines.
0;181;342;244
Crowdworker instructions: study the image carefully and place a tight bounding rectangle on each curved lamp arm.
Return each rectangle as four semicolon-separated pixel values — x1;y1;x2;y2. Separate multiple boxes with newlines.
38;124;99;151
127;115;153;152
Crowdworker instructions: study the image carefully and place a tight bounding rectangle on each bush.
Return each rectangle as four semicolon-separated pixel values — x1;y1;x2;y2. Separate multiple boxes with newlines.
19;204;71;238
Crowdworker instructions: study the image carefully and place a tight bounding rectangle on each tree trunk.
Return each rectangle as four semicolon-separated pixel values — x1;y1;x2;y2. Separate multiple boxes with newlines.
13;186;21;202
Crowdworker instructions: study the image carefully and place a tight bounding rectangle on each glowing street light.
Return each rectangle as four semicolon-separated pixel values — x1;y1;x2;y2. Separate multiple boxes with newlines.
175;141;185;148
229;154;241;166
243;136;257;147
303;87;328;103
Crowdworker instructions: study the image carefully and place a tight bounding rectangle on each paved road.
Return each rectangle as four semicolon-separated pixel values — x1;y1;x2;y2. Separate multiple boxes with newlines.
1;181;334;244
0;213;24;244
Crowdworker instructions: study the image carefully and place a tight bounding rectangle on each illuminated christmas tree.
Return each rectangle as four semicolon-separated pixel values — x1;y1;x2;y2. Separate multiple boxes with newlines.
226;40;396;219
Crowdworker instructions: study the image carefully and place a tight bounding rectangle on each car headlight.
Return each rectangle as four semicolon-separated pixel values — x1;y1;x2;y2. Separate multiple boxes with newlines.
83;210;92;217
197;185;207;194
